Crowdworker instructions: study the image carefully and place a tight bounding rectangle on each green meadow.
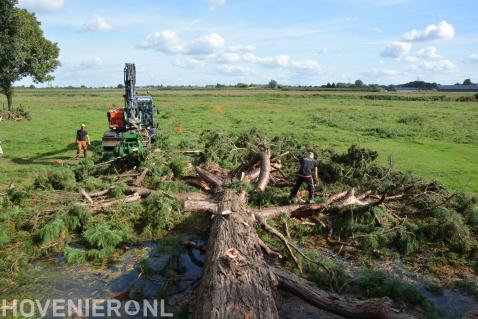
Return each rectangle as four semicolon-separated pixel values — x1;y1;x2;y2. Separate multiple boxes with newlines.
1;88;477;194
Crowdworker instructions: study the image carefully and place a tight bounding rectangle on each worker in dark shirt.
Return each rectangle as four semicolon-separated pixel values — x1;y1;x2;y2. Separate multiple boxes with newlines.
75;124;90;158
288;152;319;204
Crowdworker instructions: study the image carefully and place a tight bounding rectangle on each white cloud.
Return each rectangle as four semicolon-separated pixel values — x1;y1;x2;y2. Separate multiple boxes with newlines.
208;0;226;11
242;53;259;63
83;17;115;32
290;60;321;73
18;0;64;13
79;57;103;69
465;54;478;63
417;46;441;59
139;31;187;54
219;65;255;75
218;53;241;63
317;48;328;55
189;33;225;55
258;55;291;68
373;27;382;33
227;45;256;53
402;21;455;42
172;58;201;68
420;59;456;72
380;42;411;58
398;55;418;63
367;68;401;77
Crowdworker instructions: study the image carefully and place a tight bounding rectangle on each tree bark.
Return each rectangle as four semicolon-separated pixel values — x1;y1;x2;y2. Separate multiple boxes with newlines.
195;166;225;188
132;168;149;187
6;88;13;111
256;148;271;191
193;190;280;319
272;267;417;319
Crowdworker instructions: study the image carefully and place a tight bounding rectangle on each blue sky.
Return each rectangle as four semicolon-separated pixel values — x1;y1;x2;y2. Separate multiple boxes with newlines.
16;0;478;87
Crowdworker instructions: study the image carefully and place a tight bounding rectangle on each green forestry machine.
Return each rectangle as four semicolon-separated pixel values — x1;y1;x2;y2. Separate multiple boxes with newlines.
102;63;158;159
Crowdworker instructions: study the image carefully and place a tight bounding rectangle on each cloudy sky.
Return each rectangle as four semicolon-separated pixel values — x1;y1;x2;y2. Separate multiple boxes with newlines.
16;0;478;87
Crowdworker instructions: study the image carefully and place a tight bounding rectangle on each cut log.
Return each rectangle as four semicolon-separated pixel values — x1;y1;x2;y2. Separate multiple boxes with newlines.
132;168;149;187
124;186;153;198
195;166;225;188
272;267;417;319
93;193;142;212
79;188;93;204
173;192;212;202
253;188;376;221
193;190;280;319
256;148;271;192
88;187;113;197
183;200;218;213
183;176;212;191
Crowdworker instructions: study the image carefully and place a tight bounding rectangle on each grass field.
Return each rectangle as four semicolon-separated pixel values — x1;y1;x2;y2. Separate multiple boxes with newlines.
1;88;477;194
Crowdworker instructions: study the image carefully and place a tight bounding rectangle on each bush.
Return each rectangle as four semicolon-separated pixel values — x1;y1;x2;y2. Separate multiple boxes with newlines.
356;269;426;306
141;193;183;238
64;246;87;264
37;218;66;244
72;159;95;181
64;205;91;231
397;114;425;125
33;168;76;190
168;158;187;177
83;222;125;250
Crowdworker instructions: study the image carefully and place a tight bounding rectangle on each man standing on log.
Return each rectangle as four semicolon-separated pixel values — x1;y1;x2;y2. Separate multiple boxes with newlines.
75;124;90;159
288;152;318;204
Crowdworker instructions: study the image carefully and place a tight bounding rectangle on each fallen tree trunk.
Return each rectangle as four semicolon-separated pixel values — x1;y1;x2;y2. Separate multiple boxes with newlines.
132;168;149;187
253;188;377;221
192;190;280;319
272;267;417;319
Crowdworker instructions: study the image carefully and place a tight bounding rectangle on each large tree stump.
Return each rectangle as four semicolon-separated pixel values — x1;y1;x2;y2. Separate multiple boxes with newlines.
192;190;280;319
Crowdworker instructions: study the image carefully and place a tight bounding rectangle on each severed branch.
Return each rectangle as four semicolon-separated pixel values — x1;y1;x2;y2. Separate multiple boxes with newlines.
256;148;271;192
272;267;417;319
195;166;225;188
256;214;303;272
79;188;93;204
132;168;149;187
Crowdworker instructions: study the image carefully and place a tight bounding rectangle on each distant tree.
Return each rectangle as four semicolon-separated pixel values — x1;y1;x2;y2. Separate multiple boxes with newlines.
463;79;473;85
268;80;278;89
331;82;336;88
0;2;60;110
236;82;248;88
354;79;364;87
29;84;35;89
326;82;332;88
117;84;124;89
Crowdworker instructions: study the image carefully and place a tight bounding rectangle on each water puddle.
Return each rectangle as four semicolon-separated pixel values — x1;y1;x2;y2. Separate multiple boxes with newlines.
3;238;477;318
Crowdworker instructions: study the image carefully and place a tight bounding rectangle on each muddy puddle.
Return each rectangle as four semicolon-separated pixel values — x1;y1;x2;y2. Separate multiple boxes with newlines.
3;239;477;319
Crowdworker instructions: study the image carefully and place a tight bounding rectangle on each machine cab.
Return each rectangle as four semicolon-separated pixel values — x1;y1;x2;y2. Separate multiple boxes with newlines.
136;96;158;129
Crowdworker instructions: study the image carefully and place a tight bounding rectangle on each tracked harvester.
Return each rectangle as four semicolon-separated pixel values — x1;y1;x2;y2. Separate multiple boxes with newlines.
102;63;158;159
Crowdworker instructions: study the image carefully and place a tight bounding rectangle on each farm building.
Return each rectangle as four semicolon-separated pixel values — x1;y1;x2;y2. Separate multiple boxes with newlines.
437;84;478;92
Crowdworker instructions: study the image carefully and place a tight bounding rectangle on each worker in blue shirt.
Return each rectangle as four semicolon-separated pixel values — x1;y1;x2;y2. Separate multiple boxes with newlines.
288;152;319;204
